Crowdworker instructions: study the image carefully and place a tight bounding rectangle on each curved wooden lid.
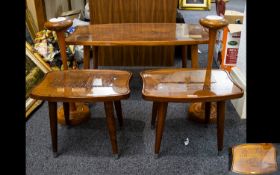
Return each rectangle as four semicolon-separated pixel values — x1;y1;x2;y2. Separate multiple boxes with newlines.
199;16;228;30
44;18;73;31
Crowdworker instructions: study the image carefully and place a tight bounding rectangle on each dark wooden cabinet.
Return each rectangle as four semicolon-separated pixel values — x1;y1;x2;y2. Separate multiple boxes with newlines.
88;0;178;66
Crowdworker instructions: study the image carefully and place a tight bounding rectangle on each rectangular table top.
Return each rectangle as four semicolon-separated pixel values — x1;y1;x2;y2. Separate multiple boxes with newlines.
30;70;132;102
141;69;243;102
65;23;209;46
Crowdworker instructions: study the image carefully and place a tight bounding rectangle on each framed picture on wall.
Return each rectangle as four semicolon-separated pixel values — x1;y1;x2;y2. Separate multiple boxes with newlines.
26;42;52;120
179;0;211;10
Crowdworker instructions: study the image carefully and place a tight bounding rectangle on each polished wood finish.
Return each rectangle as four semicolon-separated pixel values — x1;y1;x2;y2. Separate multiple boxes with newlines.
191;45;199;68
57;103;90;126
138;0;178;66
138;0;177;23
181;46;187;68
48;102;57;154
63;102;70;125
30;70;132;102
231;143;278;174
155;102;168;155
44;19;73;32
88;0;178;66
141;69;243;102
104;101;118;155
83;46;90;69
217;101;225;151
200;17;228;79
93;46;98;69
88;0;140;66
198;17;228;78
141;68;243;155
114;100;123;127
188;102;217;123
89;0;138;24
141;17;236;155
151;102;159;129
44;19;72;71
188;17;229;123
65;23;209;46
89;0;177;24
44;19;90;126
65;23;208;66
31;70;132;156
199;17;228;30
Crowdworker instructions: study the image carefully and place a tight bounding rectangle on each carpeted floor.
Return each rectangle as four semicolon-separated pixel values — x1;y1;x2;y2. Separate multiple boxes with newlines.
26;1;280;174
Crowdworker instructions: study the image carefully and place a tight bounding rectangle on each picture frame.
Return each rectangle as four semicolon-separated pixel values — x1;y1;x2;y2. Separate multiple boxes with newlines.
26;8;38;42
179;0;211;10
26;42;52;120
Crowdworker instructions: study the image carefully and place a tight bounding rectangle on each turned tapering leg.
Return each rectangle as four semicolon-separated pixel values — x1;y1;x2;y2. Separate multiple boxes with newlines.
104;101;118;158
181;45;187;68
114;100;123;128
217;101;226;153
63;102;70;125
48;102;58;157
154;102;168;158
83;46;90;69
191;45;199;68
151;102;159;129
93;46;99;69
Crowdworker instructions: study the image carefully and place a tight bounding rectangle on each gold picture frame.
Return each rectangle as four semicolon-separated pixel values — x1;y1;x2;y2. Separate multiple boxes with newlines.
179;0;211;10
26;42;52;120
26;8;38;42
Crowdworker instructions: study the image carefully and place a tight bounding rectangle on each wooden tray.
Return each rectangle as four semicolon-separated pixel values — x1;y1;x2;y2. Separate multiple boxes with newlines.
231;143;278;174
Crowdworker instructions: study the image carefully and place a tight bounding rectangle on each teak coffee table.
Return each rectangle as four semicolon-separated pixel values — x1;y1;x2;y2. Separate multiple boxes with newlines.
30;70;132;158
64;23;209;69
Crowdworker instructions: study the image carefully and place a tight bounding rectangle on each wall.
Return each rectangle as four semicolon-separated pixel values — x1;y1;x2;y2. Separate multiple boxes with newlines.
44;0;85;20
27;0;85;32
236;4;246;76
230;4;246;119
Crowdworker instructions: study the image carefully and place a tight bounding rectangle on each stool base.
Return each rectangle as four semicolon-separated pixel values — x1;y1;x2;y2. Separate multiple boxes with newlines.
57;103;90;126
188;102;217;123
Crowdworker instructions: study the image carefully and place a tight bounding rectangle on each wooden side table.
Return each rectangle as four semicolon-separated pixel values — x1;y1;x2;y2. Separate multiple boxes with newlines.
30;69;132;158
141;69;243;157
141;16;244;158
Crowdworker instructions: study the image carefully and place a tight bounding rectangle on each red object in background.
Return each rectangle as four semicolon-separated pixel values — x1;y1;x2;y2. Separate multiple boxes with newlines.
216;0;226;16
225;48;238;64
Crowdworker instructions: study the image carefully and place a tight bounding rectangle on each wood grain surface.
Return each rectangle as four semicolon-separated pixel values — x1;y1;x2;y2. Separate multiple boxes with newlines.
88;0;178;66
30;70;132;102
